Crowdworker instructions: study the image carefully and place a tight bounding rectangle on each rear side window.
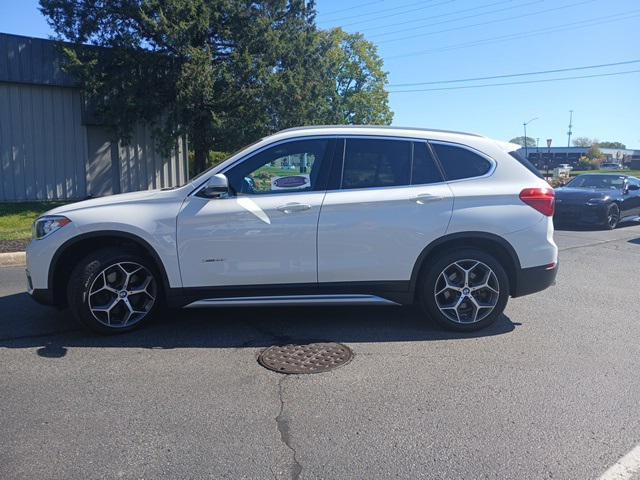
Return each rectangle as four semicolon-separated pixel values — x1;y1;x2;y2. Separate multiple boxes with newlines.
508;149;543;179
342;139;411;189
431;143;492;181
412;142;443;185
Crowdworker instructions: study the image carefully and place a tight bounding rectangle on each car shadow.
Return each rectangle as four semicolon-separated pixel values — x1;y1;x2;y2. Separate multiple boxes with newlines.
0;292;519;357
554;219;640;232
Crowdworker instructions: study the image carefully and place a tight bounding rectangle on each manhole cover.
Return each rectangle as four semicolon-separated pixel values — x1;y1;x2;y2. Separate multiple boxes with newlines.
258;342;353;374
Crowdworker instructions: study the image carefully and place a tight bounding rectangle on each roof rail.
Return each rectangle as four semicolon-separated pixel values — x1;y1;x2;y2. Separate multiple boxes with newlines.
275;125;484;138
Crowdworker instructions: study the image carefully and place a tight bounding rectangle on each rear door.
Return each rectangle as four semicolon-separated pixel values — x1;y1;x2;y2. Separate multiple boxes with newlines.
317;137;454;285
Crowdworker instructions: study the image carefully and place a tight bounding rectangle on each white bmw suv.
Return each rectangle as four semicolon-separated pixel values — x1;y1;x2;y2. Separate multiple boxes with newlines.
27;126;557;334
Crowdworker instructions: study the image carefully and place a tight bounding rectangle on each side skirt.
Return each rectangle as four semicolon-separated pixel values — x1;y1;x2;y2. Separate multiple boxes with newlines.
185;294;400;308
167;281;412;308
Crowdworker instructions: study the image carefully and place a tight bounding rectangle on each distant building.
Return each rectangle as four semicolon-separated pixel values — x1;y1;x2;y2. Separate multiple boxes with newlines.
0;33;188;202
524;146;640;170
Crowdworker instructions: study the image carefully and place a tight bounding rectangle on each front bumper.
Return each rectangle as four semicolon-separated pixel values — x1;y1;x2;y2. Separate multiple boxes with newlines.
554;202;608;225
513;262;558;298
29;288;56;306
25;267;55;305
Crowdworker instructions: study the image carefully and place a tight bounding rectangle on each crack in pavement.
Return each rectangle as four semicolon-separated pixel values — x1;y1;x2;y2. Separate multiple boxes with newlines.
275;375;302;480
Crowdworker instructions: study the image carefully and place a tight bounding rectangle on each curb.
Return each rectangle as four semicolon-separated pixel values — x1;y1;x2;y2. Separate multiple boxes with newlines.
0;251;26;267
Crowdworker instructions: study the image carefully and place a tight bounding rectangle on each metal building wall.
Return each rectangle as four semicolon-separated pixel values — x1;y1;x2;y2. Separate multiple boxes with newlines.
0;33;189;202
117;124;189;193
0;83;87;201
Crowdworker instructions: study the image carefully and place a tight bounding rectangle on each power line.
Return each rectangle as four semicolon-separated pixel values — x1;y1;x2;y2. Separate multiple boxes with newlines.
388;69;640;93
385;10;640;60
376;0;596;44
388;60;640;87
319;0;449;24
340;0;456;28
364;0;529;35
319;0;385;17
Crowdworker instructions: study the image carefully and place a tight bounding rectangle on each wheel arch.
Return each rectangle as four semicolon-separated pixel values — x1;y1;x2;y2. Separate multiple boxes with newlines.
409;232;522;301
48;231;171;307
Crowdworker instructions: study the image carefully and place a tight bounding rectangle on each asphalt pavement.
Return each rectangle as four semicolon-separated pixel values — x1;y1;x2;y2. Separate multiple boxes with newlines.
2;223;640;479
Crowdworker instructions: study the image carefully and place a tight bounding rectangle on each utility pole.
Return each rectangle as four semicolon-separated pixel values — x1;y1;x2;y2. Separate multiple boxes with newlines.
523;117;539;160
567;110;573;147
546;138;553;179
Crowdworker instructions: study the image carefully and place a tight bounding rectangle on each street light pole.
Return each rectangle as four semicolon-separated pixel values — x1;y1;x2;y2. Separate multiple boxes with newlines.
523;117;539;160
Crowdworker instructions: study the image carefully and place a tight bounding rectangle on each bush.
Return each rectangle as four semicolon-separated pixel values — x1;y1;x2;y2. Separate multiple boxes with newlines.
576;157;593;170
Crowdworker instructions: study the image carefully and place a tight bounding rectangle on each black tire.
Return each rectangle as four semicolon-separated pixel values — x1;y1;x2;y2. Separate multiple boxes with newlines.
604;203;620;230
67;247;160;334
418;248;510;332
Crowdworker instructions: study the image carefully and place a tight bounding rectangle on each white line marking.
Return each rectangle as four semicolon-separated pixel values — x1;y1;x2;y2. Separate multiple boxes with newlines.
599;444;640;480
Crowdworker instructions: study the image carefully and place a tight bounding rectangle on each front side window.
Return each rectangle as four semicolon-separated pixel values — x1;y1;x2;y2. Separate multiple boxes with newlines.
226;139;329;195
431;143;492;181
341;139;411;189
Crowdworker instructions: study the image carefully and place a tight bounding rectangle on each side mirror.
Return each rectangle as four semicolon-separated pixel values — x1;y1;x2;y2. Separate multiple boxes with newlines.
199;174;229;199
628;184;640;192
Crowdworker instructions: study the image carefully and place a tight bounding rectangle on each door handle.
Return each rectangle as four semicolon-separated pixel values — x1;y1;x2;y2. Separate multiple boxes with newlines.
413;193;445;204
277;203;312;213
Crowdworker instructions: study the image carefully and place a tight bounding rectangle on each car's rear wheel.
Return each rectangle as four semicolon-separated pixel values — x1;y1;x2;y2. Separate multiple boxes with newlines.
605;203;620;230
67;248;160;334
419;248;510;331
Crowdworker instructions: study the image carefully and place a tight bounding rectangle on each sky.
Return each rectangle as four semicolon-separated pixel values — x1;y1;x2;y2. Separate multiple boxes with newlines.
1;0;638;148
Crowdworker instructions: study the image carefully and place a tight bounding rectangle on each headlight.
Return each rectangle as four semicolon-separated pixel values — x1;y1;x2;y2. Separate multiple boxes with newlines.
32;215;71;240
586;198;608;205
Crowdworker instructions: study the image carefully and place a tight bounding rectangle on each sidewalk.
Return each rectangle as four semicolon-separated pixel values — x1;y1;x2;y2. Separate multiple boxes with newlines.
0;251;26;267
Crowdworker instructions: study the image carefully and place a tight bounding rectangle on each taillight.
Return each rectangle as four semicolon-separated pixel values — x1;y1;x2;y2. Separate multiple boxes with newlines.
519;187;555;216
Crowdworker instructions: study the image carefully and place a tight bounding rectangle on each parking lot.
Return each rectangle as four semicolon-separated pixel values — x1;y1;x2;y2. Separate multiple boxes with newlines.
1;224;640;479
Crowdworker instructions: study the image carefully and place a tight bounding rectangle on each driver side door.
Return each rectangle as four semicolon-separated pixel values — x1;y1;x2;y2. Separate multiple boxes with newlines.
177;138;335;288
623;177;640;218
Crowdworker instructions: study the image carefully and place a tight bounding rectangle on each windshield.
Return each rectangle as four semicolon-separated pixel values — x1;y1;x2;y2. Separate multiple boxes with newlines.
565;174;625;190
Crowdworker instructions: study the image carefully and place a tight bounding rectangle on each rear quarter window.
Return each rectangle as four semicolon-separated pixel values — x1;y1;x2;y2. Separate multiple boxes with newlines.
431;143;492;181
508;149;544;179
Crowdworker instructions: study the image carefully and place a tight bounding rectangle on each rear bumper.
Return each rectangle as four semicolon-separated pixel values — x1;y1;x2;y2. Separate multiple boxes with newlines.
554;203;608;225
513;262;558;298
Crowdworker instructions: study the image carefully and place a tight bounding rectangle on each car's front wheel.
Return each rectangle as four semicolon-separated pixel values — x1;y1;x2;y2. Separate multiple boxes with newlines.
419;248;510;331
604;203;620;230
67;248;160;334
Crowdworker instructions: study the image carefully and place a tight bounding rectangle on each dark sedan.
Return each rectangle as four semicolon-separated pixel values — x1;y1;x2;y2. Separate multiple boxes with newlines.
554;174;640;229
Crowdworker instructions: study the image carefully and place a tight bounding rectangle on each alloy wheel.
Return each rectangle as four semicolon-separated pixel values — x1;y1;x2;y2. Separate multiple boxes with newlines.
88;262;157;327
434;259;500;324
607;205;620;229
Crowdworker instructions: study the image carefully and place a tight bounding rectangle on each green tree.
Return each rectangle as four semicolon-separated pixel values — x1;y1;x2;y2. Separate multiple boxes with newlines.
39;0;392;174
321;29;393;125
586;144;602;161
572;137;597;147
509;136;536;148
597;141;626;149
